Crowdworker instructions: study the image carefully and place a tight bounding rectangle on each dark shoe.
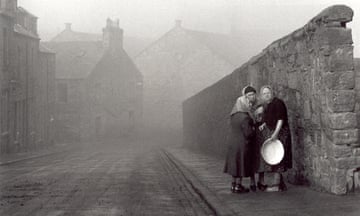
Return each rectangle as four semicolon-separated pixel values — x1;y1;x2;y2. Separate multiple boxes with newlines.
250;184;256;192
279;181;287;191
234;184;249;193
257;182;267;191
231;182;236;193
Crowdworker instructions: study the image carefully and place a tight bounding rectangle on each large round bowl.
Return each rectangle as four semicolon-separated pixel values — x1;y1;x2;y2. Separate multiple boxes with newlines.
261;139;284;165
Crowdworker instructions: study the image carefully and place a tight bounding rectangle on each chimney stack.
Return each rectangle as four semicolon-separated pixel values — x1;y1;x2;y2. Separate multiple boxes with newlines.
103;18;123;50
65;23;72;31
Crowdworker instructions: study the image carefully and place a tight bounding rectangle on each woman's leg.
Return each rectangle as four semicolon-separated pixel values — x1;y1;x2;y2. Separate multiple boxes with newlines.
250;175;256;185
257;172;267;191
258;172;265;184
234;177;249;193
231;176;237;192
279;173;287;191
236;177;242;185
250;174;256;191
232;176;237;184
273;172;281;185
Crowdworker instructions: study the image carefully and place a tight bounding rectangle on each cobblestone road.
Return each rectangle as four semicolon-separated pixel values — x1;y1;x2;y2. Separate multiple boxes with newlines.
0;141;213;216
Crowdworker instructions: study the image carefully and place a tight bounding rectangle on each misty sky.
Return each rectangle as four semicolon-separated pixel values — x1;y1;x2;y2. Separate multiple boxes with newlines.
19;0;360;56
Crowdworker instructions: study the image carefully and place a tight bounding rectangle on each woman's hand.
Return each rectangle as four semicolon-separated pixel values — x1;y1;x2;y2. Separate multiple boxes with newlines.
259;123;266;131
270;120;283;141
270;133;278;141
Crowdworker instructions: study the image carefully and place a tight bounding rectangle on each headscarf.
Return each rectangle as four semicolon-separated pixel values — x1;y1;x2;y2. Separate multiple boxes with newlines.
230;95;251;116
230;85;254;116
243;86;256;95
260;85;274;104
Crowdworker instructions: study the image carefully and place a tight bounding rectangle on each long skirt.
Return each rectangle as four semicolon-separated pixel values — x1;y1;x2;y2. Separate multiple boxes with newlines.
253;125;292;173
223;112;255;178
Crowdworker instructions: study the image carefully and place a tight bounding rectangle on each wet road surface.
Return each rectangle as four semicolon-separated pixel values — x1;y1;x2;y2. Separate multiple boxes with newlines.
0;141;212;216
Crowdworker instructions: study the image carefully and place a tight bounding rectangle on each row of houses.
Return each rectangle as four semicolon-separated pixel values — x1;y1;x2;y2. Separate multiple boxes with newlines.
0;0;55;153
45;19;144;143
48;19;247;143
1;1;250;151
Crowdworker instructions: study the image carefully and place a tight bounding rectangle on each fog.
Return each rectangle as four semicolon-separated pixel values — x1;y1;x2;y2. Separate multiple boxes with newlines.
19;0;360;56
16;0;360;145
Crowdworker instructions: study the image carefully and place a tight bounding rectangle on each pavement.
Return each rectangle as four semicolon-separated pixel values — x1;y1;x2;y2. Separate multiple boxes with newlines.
166;146;360;216
1;142;359;216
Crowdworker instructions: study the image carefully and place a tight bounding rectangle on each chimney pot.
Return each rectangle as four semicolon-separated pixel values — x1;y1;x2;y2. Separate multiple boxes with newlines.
103;18;123;50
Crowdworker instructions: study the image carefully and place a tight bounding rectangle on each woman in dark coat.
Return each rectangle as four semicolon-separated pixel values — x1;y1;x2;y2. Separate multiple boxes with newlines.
224;86;257;193
258;85;292;191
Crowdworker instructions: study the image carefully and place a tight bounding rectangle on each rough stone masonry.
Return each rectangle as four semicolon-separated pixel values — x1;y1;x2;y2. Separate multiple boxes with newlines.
182;5;360;194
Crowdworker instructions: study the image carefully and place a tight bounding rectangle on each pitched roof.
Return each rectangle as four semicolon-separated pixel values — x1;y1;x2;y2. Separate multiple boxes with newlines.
46;25;151;79
17;7;37;18
50;29;101;42
136;25;246;67
184;29;245;66
43;41;104;79
50;27;152;57
87;48;142;115
88;48;142;81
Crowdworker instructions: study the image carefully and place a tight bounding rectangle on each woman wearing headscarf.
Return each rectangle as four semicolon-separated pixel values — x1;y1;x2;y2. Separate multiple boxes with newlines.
258;85;292;191
224;85;257;193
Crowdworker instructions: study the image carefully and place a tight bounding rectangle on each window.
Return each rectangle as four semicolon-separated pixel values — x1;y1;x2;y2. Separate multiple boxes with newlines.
14;102;18;140
0;0;6;9
1;90;9;133
3;28;8;68
17;46;20;79
57;83;68;103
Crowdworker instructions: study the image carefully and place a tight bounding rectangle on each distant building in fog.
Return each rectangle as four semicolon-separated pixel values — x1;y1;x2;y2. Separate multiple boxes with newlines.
0;0;56;153
135;20;245;137
84;19;143;139
48;22;152;58
45;19;143;142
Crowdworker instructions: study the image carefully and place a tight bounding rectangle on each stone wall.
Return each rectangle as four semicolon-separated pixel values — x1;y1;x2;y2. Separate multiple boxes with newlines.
183;5;360;194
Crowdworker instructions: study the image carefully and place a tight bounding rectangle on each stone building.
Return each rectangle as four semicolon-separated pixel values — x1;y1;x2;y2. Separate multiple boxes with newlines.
0;0;17;153
45;19;143;142
83;19;143;139
135;20;246;140
37;44;56;147
44;39;103;142
0;0;56;153
13;6;40;151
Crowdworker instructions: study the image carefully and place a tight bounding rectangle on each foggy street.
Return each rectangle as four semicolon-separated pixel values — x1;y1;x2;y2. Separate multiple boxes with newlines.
1;1;360;215
0;140;213;216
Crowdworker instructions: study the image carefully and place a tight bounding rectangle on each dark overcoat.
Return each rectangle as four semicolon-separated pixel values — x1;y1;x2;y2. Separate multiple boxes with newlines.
223;111;255;177
255;97;292;173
